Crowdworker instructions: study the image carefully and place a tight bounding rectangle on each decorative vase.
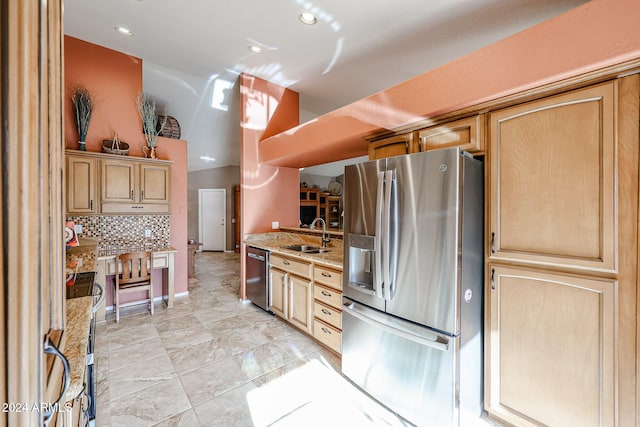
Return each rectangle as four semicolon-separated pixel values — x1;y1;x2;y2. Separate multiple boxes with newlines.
142;145;157;159
79;141;86;151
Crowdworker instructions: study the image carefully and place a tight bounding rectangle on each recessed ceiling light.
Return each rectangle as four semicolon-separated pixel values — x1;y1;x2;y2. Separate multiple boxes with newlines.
248;45;263;54
115;26;133;36
299;12;317;25
200;156;216;162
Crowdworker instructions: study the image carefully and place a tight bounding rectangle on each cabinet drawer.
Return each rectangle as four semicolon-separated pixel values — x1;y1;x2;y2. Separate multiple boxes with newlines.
313;265;342;291
153;254;169;269
313;284;342;309
270;254;311;278
313;319;341;353
314;301;342;329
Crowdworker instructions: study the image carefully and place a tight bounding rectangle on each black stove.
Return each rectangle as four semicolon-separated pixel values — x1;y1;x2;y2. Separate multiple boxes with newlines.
66;271;95;299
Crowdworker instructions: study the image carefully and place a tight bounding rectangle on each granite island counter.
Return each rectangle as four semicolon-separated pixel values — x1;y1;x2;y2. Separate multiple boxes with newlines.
245;231;342;268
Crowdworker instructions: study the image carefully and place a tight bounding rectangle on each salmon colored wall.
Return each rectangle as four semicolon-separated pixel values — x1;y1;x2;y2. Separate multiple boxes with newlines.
64;36;145;151
259;0;640;167
64;36;189;298
240;74;300;299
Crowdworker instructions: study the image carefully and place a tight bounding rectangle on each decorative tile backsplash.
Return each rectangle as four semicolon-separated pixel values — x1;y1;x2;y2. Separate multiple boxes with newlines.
67;215;170;248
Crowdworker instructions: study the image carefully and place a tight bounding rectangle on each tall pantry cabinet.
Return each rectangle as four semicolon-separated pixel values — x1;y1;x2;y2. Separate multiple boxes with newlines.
485;77;639;426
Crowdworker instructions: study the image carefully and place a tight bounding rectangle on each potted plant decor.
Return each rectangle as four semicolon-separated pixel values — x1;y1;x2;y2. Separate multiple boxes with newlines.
71;85;94;151
136;92;167;159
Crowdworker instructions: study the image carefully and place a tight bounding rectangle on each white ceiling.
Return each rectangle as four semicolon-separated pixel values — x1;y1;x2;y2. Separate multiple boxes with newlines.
63;0;588;174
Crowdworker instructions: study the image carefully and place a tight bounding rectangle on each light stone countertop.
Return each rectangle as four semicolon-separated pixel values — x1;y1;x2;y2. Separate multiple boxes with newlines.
97;245;177;260
245;232;343;269
66;238;99;274
64;296;93;401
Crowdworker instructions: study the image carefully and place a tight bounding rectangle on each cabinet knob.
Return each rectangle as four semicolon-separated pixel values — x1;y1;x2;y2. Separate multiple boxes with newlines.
321;327;332;335
491;268;496;290
321;308;331;315
321;272;332;278
321;290;331;297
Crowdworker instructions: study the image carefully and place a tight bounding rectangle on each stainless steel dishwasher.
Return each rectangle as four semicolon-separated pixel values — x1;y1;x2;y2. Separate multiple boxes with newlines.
246;246;270;312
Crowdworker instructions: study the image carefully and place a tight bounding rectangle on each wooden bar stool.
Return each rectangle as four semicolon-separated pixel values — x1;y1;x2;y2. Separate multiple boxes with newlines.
114;251;153;322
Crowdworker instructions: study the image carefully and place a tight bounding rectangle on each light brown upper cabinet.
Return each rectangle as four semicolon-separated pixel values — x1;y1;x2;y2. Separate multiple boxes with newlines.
368;133;417;160
488;82;616;273
417;115;484;154
66;155;97;214
101;159;171;214
101;159;136;205
65;150;172;215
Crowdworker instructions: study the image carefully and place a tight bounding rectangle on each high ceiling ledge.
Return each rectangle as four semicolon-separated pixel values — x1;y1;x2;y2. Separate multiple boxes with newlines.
258;0;640;169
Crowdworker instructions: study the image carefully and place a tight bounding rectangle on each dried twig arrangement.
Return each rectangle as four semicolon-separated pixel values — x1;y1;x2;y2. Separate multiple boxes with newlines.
72;85;93;142
136;93;167;147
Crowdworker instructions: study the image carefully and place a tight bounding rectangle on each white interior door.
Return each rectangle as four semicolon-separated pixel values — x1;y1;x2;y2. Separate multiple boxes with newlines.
199;189;226;251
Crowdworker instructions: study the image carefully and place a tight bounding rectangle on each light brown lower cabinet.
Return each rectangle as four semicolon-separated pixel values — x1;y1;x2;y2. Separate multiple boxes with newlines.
267;253;343;353
268;254;313;334
312;265;343;353
485;265;616;426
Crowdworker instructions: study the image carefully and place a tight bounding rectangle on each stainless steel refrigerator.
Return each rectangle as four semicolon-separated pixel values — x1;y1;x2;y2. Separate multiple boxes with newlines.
342;148;483;426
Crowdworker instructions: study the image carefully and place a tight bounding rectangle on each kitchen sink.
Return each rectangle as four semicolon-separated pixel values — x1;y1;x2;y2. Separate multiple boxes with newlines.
281;244;331;253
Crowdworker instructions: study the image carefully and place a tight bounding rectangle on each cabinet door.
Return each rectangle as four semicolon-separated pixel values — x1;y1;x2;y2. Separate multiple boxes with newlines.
101;160;136;203
489;82;616;273
140;163;170;204
417;115;484;154
486;265;615;427
288;274;312;334
368;133;416;160
66;155;96;214
269;267;287;319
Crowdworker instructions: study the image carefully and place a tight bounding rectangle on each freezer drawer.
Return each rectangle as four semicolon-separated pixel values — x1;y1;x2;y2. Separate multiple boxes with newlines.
342;300;457;427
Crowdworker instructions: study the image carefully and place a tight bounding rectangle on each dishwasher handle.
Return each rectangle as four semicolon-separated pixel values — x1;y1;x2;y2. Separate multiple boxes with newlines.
248;252;265;262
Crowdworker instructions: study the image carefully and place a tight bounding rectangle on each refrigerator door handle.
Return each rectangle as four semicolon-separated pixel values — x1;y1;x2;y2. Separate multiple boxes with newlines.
343;301;449;352
382;170;396;300
374;171;385;299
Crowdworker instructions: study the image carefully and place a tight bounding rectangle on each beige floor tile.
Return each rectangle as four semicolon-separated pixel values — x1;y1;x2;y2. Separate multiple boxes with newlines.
108;352;176;399
159;323;215;353
108;336;166;371
168;338;229;375
179;355;252;406
109;376;191;426
153;314;202;335
152;408;200;427
107;322;160;351
192;382;256;427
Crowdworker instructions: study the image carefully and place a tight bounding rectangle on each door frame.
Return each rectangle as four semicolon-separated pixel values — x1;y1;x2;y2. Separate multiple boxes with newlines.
198;188;227;251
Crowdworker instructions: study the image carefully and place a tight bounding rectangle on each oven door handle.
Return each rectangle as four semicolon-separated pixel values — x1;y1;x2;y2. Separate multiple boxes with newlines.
92;282;105;313
43;334;70;425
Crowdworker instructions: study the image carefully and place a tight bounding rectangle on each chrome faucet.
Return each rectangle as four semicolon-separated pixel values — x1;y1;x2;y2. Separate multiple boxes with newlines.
310;217;330;248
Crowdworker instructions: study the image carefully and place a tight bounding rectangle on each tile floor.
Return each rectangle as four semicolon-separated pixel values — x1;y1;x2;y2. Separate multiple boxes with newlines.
95;251;503;427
